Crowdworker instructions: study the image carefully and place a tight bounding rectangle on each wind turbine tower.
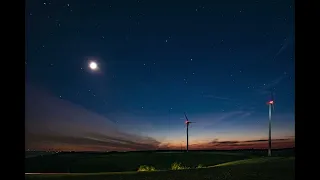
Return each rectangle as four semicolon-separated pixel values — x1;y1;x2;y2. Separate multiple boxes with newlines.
184;112;194;152
266;93;275;157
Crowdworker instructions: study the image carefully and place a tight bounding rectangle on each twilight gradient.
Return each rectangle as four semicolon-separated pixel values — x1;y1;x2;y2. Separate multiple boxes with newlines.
26;84;294;151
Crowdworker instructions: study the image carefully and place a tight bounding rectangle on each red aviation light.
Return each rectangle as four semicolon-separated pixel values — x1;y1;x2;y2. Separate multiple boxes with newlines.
267;100;274;105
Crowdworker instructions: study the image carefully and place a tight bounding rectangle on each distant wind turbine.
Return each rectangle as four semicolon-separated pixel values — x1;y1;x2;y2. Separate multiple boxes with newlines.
266;92;275;156
184;112;195;152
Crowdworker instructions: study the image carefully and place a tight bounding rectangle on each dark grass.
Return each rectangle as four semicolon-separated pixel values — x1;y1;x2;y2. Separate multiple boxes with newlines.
25;149;294;173
25;157;294;180
25;151;58;158
26;151;249;173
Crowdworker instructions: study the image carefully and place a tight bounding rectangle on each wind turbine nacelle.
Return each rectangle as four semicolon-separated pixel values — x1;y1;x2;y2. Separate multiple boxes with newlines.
267;100;274;105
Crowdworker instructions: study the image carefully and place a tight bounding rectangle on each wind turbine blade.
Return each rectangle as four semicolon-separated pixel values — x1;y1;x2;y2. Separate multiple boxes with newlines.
184;112;189;121
272;104;275;112
271;92;275;112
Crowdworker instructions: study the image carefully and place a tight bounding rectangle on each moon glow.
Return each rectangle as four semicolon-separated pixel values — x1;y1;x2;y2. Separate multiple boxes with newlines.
89;62;98;70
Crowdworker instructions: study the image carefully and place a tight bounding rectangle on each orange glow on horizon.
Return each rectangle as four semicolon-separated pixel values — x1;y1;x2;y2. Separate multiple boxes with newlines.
158;138;295;151
27;137;295;151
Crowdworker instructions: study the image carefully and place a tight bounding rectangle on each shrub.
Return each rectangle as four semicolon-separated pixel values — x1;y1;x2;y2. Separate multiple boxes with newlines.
196;164;205;168
137;165;156;172
171;162;190;170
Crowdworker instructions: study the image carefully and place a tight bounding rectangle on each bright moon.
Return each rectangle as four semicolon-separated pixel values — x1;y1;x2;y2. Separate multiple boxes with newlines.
89;62;98;70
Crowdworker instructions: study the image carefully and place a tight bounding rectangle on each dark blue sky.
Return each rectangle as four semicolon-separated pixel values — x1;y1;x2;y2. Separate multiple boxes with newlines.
25;0;294;151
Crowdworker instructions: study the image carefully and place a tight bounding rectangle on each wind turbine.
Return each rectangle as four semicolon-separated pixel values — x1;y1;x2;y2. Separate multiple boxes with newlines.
266;92;275;157
184;112;195;152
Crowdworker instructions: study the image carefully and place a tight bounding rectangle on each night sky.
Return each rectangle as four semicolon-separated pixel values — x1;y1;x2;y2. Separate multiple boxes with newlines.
25;0;295;151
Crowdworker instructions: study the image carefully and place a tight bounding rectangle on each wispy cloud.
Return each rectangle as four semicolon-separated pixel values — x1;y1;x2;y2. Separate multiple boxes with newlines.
257;64;294;96
203;138;294;150
257;75;287;95
25;84;161;151
201;111;250;129
202;95;234;101
274;29;294;60
26;132;160;151
242;139;290;143
274;42;289;59
159;138;295;150
202;94;257;112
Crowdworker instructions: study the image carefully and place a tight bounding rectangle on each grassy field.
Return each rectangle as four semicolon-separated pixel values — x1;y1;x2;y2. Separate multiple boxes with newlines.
25;151;58;158
25;157;294;180
25;151;247;173
25;149;294;180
